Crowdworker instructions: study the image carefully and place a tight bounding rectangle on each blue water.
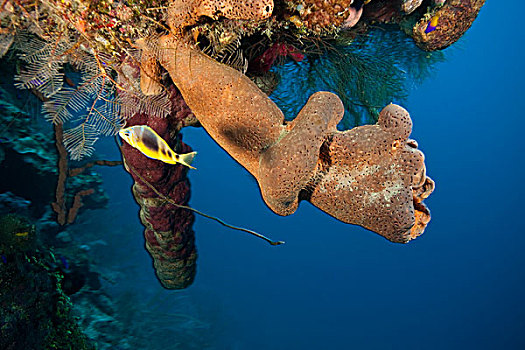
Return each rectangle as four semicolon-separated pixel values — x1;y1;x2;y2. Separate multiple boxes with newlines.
94;2;525;349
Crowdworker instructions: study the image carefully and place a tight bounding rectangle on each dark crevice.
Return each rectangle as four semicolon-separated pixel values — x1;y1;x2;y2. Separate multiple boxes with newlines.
299;134;333;202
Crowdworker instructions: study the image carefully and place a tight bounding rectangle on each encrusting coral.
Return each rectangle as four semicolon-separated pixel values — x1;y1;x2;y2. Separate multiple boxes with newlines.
167;0;274;29
411;0;485;51
152;34;434;242
293;0;354;33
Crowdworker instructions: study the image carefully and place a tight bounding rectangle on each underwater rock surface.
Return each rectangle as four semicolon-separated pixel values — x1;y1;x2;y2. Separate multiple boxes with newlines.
0;85;108;220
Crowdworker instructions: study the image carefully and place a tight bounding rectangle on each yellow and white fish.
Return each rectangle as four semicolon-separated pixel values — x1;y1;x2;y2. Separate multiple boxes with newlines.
119;125;197;169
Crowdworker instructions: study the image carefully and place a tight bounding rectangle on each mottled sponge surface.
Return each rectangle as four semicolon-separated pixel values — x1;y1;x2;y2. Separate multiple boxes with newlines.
259;91;343;215
156;35;284;176
154;35;434;242
168;0;274;29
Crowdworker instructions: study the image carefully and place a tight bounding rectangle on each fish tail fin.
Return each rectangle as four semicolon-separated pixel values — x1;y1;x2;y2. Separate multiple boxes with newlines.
177;151;197;169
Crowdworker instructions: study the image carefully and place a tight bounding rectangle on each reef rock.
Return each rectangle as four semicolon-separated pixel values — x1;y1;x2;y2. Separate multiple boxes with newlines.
401;0;423;14
0;215;94;350
0;86;107;221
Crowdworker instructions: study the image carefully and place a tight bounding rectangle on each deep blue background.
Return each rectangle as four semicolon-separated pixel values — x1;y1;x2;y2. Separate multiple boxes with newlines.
95;1;525;349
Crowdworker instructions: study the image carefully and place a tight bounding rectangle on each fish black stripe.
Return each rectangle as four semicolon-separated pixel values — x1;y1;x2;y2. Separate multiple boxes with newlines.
141;130;160;153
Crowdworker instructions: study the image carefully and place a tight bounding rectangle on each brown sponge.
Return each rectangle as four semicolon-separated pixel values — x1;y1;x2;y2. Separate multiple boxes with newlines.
154;35;434;242
167;0;274;29
308;104;434;242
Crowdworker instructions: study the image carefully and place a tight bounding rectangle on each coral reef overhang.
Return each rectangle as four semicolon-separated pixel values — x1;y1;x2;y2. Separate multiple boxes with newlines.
0;0;486;295
151;34;434;243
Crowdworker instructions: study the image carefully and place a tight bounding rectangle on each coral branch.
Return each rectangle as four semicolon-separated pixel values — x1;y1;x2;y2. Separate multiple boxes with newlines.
51;123;119;225
52;123;68;225
68;160;122;177
66;188;95;224
122;153;284;246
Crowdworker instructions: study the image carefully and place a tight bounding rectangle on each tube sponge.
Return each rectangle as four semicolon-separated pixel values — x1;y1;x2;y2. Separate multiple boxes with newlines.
412;0;486;51
258;92;344;216
120;105;197;289
168;0;274;29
